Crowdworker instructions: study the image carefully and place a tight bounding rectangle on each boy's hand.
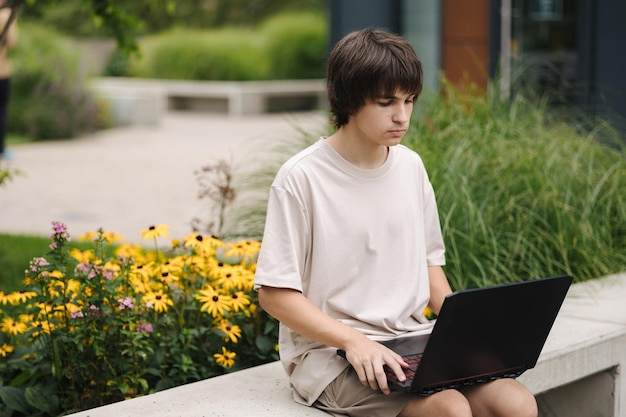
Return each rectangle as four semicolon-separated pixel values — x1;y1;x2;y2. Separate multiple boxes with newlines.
344;338;408;394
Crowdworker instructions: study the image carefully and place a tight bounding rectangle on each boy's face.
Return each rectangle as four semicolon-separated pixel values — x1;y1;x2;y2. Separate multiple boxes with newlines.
348;90;415;148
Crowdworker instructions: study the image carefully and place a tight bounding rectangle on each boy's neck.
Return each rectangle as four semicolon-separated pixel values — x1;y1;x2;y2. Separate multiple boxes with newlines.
326;130;389;169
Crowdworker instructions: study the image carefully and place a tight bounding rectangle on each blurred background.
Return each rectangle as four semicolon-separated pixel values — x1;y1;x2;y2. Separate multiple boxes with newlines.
5;0;625;141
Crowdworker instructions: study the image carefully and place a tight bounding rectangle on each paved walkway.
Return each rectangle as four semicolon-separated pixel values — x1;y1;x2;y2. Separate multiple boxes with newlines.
0;111;327;243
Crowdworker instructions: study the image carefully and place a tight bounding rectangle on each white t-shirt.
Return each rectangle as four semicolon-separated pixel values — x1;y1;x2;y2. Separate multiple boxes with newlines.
254;138;446;405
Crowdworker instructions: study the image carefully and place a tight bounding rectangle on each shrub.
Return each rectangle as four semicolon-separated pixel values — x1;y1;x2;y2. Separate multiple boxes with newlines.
404;81;626;289
9;24;105;140
129;28;270;81
260;11;328;79
117;12;328;81
0;222;278;416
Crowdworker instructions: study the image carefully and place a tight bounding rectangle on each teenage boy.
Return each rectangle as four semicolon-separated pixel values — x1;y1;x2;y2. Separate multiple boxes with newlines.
254;29;538;417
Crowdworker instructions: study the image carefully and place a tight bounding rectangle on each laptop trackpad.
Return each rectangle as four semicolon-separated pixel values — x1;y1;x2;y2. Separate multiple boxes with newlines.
381;334;429;357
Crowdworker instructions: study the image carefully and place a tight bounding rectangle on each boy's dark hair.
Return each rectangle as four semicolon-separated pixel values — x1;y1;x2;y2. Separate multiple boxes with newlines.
327;29;423;129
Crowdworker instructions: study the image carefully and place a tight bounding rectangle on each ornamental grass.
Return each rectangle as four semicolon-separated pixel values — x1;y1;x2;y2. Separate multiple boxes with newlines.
0;221;278;416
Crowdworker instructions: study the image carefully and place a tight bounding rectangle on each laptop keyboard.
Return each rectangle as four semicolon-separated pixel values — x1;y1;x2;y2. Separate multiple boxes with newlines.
385;353;422;383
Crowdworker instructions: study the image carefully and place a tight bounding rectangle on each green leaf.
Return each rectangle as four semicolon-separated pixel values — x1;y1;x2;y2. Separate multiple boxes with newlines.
255;335;275;354
25;385;59;414
0;386;31;414
8;369;32;387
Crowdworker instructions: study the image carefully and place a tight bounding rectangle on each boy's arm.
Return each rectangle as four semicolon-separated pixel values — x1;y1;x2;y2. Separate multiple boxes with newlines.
427;265;453;315
258;285;408;395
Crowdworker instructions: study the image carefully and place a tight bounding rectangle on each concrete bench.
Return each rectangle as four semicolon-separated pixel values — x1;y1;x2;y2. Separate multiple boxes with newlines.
68;273;626;417
90;79;167;127
91;78;327;123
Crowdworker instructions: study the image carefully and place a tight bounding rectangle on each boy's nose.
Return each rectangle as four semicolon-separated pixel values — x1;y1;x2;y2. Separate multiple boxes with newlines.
393;105;410;123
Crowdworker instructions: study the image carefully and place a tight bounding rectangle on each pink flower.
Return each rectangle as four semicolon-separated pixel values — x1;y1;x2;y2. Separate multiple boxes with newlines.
70;310;84;319
28;257;50;273
137;323;154;336
49;221;71;243
118;297;134;310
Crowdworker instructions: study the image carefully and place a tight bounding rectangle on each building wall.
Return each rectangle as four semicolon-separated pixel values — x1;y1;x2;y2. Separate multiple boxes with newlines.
401;1;442;94
441;0;491;89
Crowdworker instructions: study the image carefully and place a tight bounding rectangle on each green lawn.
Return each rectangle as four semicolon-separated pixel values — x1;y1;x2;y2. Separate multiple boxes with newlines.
0;233;51;291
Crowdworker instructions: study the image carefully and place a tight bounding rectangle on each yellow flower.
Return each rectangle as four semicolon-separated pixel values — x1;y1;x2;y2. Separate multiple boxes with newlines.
230;291;251;312
223;240;261;259
142;290;174;313
423;306;436;320
78;231;97;241
212;266;246;291
0;291;10;305
214;346;236;368
0;343;14;357
5;290;38;305
196;286;231;318
158;268;180;285
217;320;242;343
103;261;121;279
115;243;144;259
141;224;170;241
183;232;224;254
70;248;95;263
101;231;125;243
130;275;153;294
29;320;53;337
1;317;28;335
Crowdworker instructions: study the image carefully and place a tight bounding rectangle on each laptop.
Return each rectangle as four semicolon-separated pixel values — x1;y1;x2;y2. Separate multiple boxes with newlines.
337;275;572;395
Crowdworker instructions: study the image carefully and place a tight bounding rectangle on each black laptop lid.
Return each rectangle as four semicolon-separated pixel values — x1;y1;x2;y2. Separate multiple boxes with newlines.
412;275;572;391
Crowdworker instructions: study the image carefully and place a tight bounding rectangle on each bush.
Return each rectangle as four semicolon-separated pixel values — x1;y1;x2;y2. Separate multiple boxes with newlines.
404;80;626;289
120;11;328;81
9;24;105;140
0;222;278;416
129;28;270;81
260;12;328;79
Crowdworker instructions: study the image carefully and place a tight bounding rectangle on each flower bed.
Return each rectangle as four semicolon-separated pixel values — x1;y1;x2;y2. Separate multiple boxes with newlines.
0;221;278;416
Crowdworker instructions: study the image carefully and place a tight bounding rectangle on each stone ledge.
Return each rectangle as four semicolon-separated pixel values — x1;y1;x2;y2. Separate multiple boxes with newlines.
91;78;328;123
68;273;626;417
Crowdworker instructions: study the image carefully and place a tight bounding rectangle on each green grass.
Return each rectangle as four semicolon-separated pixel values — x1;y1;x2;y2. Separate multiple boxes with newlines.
405;81;626;289
0;233;51;291
6;133;34;146
0;233;112;292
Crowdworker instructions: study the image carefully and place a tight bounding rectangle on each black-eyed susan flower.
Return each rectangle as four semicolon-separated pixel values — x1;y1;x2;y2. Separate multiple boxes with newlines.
0;343;14;357
130;275;154;295
78;231;97;242
142;290;174;313
217;320;242;343
0;291;10;305
158;270;180;285
115;243;144;259
101;231;125;243
28;320;52;337
213;268;244;291
230;291;251;312
5;290;38;305
183;232;224;255
1;317;28;335
69;248;96;263
213;346;236;368
423;306;436;320
140;224;170;241
195;285;231;318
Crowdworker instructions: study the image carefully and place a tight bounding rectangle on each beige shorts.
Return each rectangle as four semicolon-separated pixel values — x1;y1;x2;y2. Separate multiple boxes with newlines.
313;366;413;417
